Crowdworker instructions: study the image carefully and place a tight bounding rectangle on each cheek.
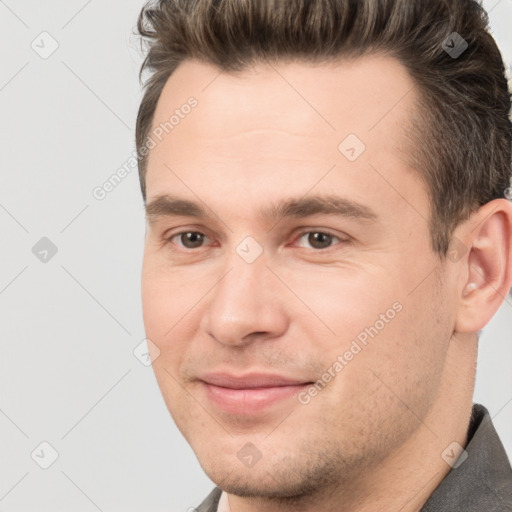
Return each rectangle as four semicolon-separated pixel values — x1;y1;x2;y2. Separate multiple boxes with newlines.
141;270;167;341
141;256;191;333
141;260;190;368
281;266;400;346
141;270;194;421
291;267;445;394
302;297;448;456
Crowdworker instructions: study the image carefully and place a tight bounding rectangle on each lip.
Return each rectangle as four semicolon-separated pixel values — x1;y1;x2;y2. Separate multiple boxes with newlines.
199;372;312;415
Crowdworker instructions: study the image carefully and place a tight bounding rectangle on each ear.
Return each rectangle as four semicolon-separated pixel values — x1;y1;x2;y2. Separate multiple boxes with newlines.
454;198;512;334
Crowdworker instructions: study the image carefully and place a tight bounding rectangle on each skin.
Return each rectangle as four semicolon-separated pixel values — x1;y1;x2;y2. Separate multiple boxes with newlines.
141;55;512;511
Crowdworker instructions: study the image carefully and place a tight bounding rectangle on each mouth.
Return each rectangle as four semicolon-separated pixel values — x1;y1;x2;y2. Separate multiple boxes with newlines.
198;372;313;415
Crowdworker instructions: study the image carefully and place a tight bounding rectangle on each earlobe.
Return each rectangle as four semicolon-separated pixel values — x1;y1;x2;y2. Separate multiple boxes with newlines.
454;198;512;333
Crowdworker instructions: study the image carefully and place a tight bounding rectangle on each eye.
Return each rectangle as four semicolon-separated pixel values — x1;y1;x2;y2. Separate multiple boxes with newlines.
168;231;210;249
164;229;347;252
293;230;346;250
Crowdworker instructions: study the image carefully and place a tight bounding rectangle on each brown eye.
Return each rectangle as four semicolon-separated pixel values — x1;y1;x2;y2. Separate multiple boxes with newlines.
173;231;207;249
295;231;341;250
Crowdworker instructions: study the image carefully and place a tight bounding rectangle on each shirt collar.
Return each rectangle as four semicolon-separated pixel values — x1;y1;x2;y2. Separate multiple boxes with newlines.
420;403;512;511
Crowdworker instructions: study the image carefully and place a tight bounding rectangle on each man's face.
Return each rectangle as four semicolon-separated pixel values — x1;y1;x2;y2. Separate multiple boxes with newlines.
141;56;457;497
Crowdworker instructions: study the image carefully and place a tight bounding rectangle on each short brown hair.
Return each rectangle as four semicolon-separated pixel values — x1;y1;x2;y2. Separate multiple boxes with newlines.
135;0;512;257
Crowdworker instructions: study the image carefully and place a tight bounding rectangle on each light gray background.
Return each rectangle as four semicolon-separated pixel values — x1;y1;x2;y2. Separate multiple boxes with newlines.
0;1;511;511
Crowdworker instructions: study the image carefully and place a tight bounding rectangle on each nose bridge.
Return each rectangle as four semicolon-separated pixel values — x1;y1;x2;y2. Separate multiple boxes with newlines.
214;242;271;318
202;240;288;346
216;234;269;303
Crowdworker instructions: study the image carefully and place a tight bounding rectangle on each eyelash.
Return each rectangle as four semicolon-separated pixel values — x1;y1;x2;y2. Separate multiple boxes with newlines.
164;229;348;251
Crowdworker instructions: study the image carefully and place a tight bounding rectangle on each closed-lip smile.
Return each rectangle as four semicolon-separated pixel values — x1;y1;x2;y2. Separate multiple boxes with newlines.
198;372;313;415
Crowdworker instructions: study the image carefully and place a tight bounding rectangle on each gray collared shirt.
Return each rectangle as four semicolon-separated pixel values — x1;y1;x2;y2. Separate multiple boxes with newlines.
195;403;512;511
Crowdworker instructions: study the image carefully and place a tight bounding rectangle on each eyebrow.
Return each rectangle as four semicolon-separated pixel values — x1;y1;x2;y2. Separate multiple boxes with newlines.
145;194;379;225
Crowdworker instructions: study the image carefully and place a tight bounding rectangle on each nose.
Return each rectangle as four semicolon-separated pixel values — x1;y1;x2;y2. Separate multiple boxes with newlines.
200;251;289;348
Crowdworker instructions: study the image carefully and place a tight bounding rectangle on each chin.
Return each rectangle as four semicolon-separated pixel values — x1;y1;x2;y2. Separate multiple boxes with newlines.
212;471;314;500
197;441;346;505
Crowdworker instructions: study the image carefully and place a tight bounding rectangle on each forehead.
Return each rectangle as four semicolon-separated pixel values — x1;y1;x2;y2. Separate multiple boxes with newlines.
144;55;428;226
150;54;416;133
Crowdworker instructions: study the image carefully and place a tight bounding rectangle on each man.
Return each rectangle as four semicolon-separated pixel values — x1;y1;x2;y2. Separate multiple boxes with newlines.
135;0;512;510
